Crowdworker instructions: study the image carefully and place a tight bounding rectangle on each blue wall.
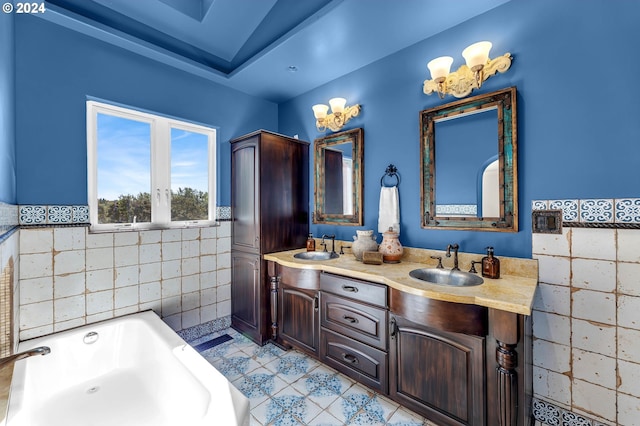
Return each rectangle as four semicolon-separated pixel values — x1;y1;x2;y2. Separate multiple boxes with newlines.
14;15;278;206
279;0;640;258
0;12;16;204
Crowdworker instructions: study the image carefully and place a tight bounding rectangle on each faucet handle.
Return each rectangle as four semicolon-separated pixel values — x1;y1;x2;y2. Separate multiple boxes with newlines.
430;255;444;269
469;260;482;274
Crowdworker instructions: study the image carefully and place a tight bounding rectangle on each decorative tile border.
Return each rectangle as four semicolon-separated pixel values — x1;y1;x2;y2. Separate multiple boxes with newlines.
19;205;89;225
18;205;232;225
177;315;231;341
531;398;609;426
533;198;640;228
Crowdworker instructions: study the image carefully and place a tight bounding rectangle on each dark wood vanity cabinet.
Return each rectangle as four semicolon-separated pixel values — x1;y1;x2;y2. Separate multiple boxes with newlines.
266;266;532;426
230;131;309;345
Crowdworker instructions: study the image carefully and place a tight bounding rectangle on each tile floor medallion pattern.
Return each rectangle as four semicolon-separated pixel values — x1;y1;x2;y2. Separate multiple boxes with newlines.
189;328;441;425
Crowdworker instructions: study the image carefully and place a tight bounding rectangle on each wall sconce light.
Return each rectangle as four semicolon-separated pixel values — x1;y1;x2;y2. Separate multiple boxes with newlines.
423;41;512;99
312;98;361;132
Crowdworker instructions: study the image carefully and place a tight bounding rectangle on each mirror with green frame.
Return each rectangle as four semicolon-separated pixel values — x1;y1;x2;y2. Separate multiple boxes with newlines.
313;128;363;225
420;86;518;231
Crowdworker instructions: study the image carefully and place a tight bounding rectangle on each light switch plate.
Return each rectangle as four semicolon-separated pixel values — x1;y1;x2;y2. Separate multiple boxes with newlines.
532;209;563;234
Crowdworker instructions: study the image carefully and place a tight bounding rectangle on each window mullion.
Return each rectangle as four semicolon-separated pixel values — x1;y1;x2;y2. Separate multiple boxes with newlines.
152;120;171;225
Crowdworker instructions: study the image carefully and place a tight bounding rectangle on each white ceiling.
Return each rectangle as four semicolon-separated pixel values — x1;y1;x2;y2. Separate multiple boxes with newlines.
41;0;510;102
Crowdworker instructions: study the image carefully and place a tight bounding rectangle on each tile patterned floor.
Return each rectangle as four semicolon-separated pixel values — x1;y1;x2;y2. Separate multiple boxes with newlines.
188;328;442;426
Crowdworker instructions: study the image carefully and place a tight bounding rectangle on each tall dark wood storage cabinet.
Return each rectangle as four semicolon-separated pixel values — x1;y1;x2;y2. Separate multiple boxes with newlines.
230;130;309;345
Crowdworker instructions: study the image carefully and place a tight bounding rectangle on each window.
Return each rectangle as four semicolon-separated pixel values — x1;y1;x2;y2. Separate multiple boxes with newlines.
87;100;217;231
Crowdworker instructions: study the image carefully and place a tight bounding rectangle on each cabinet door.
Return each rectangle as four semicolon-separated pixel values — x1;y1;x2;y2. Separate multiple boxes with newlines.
231;251;265;343
278;285;319;357
231;138;260;253
389;314;485;426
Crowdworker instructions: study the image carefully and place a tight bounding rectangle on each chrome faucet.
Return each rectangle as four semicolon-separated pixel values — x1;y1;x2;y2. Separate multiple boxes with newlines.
0;346;51;368
445;243;460;271
321;234;336;254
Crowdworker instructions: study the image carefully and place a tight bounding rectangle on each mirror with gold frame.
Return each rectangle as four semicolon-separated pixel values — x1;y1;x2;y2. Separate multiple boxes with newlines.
313;128;363;225
420;86;517;231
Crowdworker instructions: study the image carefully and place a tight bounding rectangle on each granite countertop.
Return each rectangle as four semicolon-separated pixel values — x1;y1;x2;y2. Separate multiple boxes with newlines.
264;246;539;316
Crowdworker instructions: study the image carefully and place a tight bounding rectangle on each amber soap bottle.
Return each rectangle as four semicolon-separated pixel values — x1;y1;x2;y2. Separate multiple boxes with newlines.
481;246;500;279
306;233;315;251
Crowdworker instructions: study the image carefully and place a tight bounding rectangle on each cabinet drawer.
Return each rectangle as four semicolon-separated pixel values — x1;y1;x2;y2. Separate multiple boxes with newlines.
321;328;388;393
321;292;387;350
320;273;387;308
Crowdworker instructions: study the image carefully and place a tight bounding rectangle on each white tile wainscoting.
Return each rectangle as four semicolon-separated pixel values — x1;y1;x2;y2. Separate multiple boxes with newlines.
531;199;640;426
18;222;232;340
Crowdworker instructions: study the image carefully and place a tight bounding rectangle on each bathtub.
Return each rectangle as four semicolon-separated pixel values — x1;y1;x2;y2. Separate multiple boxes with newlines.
6;311;250;426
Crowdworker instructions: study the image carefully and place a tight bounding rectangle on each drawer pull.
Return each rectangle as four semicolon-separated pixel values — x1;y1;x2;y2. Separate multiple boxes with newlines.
342;285;359;293
343;315;359;324
390;317;398;337
341;353;359;364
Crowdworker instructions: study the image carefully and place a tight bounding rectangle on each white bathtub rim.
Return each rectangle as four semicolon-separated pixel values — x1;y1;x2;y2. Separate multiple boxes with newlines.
7;310;250;426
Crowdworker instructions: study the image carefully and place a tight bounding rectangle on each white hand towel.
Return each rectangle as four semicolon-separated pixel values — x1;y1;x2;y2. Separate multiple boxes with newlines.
378;186;400;235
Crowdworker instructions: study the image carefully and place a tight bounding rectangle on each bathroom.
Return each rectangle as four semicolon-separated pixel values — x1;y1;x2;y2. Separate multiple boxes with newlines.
1;0;639;425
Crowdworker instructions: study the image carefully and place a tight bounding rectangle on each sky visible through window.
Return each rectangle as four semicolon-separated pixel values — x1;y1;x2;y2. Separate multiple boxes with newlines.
96;113;209;201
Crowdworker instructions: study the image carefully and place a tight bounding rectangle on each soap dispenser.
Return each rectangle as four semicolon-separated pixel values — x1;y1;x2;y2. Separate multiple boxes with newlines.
481;247;500;279
306;233;316;251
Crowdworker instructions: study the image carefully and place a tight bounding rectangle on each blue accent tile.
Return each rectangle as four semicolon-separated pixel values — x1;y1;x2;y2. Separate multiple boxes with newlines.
19;205;47;225
549;200;579;222
531;398;562;426
561;409;592;426
72;205;90;223
615;198;640;223
216;206;231;220
580;199;613;223
532;200;549;210
47;205;72;224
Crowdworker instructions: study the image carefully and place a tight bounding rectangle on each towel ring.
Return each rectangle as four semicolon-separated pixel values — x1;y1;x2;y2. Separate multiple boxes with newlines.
380;164;400;187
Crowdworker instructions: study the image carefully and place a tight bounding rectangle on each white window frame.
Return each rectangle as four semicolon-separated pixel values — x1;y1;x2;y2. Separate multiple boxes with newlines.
87;100;217;232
